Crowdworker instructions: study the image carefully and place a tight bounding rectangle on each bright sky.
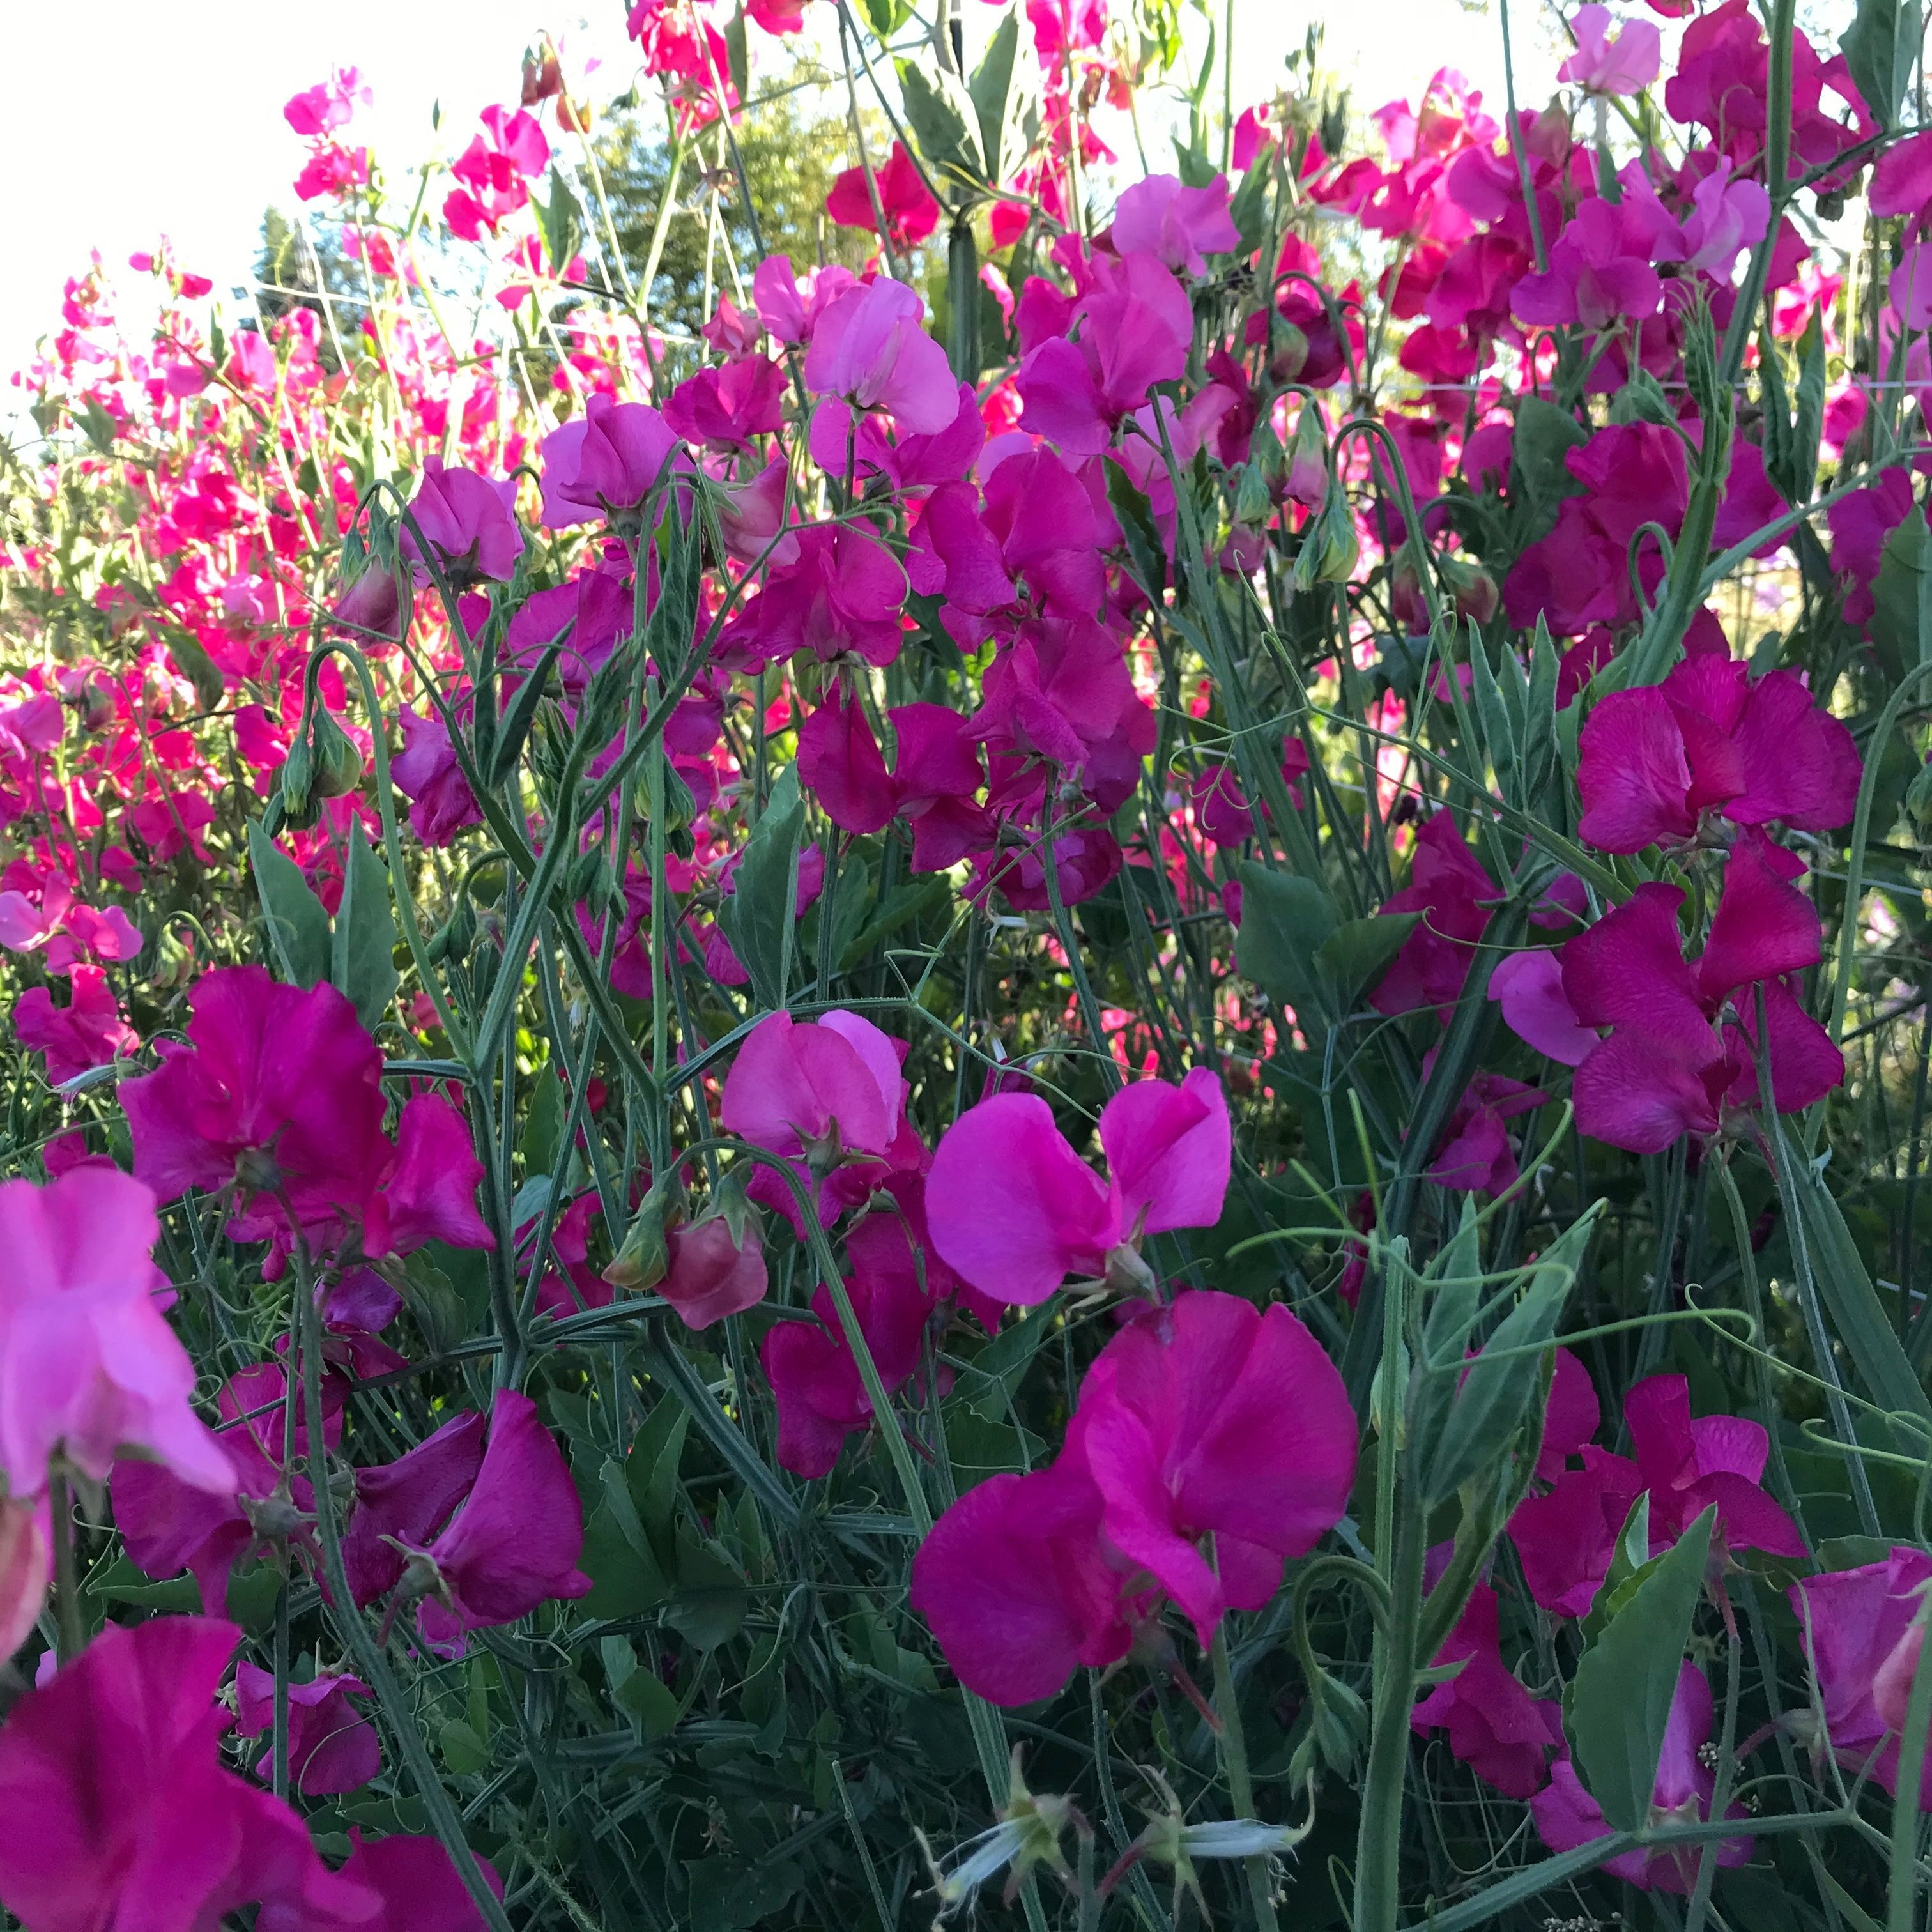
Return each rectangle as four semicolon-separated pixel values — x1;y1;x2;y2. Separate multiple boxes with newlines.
1;0;1563;395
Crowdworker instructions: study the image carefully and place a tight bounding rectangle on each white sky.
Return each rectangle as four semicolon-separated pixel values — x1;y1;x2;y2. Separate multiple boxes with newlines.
1;0;1563;397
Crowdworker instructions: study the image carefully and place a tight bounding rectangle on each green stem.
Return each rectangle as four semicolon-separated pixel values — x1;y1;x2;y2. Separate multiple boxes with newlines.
49;1469;84;1664
1210;1613;1279;1932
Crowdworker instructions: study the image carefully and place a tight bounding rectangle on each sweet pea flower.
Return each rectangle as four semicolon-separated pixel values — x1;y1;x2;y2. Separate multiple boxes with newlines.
340;1410;489;1609
14;964;139;1086
911;1291;1356;1703
658;1210;770;1330
1575;655;1859;854
539;395;687;528
661;353;786;450
1109;172;1241;277
717;521;908;670
121;965;390;1248
749;253;857;345
0;1618;377;1932
1411;1584;1565;1797
0;1167;233;1499
1532;1663;1752;1888
926;1068;1231;1306
411;1391;592;1648
1790;1548;1932;1806
392;703;484;847
720;1008;905;1170
1370;813;1497;1016
260;1833;503;1932
234;1664;380;1795
397;460;524;586
802;277;956;434
1558;6;1662;95
824;141;942;250
0;1499;47;1663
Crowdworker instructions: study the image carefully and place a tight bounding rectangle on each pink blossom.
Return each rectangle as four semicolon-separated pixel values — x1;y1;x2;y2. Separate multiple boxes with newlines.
121;965;390;1248
720;1008;905;1173
0;1499;47;1664
1370;813;1497;1016
1532;1664;1752;1888
1109;172;1241;277
659;1212;769;1330
539;396;687;528
0;1167;232;1498
718;522;908;670
415;1391;591;1646
0;1617;376;1932
1558;6;1662;95
1790;1548;1932;1807
825;142;941;250
1577;656;1860;852
1513;199;1662;330
261;1832;502;1932
234;1664;380;1795
925;1068;1230;1307
1509;1444;1642;1615
366;1092;496;1258
1489;951;1598;1068
889;703;993;871
341;1411;489;1609
661;354;786;450
398;461;524;586
1873;132;1932;220
392;703;484;847
797;680;896;835
802;277;956;433
749;254;856;345
1412;1584;1564;1797
1626;1373;1803;1560
14;965;139;1086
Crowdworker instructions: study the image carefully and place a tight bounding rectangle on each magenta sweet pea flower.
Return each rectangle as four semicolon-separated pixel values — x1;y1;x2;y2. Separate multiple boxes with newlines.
889;703;993;871
0;1498;46;1664
14;964;139;1086
1790;1547;1932;1807
0;1618;376;1932
721;1008;905;1170
1558;4;1662;94
1576;654;1860;854
718;521;908;671
1370;813;1497;1017
121;965;391;1246
1411;1583;1564;1798
1532;1663;1752;1889
398;459;524;586
539;395;688;528
392;705;484;848
802;277;956;434
1109;172;1240;277
365;1092;496;1258
1625;1373;1804;1561
661;353;786;452
659;1212;770;1331
261;1832;503;1932
1427;1070;1550;1197
749;253;856;346
925;1068;1230;1307
824;141;941;251
912;1291;1356;1704
340;1409;488;1608
1510;1444;1644;1616
234;1663;380;1796
0;1167;233;1499
797;680;896;836
413;1391;591;1647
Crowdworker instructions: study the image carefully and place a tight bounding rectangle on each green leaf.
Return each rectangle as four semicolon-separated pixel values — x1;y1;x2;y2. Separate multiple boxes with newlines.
581;1457;673;1619
1469;641;1519;803
1781;1132;1932;1422
1104;464;1167;601
1229;157;1272;258
537;167;585;282
947;215;981;383
519;1062;565;1176
440;1719;491;1775
723;4;749;107
166;630;227;713
1843;0;1923;126
1568;1505;1715;1832
838;873;949;970
967;9;1020;187
615;1660;684;1739
1233;861;1338;1025
249;822;332;989
1312;912;1420;1013
717;765;803;1010
1867;505;1932;684
1510;397;1590;541
667;1537;748;1648
855;0;908;34
1423;1206;1599;1505
894;60;979;180
489;635;564;790
330;818;399;1031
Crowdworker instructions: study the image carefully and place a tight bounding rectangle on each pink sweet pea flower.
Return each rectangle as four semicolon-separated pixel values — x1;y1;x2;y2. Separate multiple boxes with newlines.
261;1832;503;1932
1538;1346;1602;1481
720;1008;905;1169
802;277;956;433
539;395;687;528
1427;1071;1549;1196
392;704;484;848
1512;198;1662;329
340;1411;489;1609
717;521;908;670
1370;813;1497;1017
0;1617;377;1932
889;703;993;872
0;1167;233;1499
1576;655;1859;854
1790;1547;1932;1807
14;965;139;1086
659;1212;769;1330
1489;951;1598;1068
824;141;942;250
661;354;786;451
0;1499;47;1664
1509;1443;1642;1616
1626;1373;1804;1560
1558;5;1662;94
925;1068;1231;1307
234;1664;380;1796
121;965;390;1249
366;1092;496;1258
1872;132;1932;221
797;680;896;835
911;1291;1356;1703
749;254;856;346
1532;1664;1752;1889
1109;172;1241;277
1411;1583;1564;1797
397;461;524;586
414;1391;592;1647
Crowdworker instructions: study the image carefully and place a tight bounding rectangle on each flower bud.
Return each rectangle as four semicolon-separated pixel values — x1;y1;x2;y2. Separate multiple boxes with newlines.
332;565;402;642
1268;319;1310;385
309;706;365;799
659;1185;768;1331
602;1172;686;1293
